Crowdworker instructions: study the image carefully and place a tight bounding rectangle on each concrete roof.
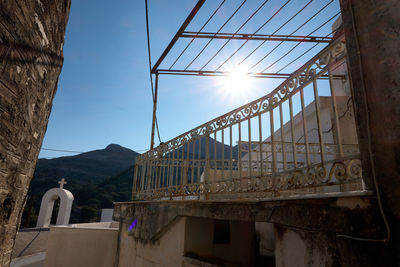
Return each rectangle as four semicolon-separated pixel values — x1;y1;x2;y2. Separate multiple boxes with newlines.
12;228;49;259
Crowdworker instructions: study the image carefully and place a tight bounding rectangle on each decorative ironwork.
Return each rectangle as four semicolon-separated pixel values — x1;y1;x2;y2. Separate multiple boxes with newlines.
135;157;362;200
142;37;346;156
134;36;364;201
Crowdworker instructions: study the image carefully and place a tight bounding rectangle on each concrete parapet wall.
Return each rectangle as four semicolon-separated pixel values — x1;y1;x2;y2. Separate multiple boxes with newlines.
117;217;186;267
114;195;383;242
114;196;392;266
44;226;118;267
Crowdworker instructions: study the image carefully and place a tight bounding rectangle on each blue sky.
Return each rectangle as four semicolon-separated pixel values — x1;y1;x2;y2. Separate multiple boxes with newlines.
39;0;340;158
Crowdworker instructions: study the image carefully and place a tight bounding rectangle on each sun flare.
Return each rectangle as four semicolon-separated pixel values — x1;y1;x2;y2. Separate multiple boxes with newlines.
212;64;259;105
224;65;251;93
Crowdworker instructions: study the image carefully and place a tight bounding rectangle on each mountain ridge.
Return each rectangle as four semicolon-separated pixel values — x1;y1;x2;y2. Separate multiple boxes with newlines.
34;144;140;184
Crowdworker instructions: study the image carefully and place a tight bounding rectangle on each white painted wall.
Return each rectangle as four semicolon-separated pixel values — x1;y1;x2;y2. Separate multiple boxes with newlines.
44;224;118;267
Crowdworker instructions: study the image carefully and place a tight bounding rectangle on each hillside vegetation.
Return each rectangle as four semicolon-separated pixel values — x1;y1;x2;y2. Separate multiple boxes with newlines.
22;139;239;227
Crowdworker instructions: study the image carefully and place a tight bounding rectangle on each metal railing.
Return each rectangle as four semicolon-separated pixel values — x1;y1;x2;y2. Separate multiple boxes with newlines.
133;36;364;201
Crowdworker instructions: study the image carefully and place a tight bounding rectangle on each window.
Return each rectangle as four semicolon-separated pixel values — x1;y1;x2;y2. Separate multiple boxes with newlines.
213;220;230;244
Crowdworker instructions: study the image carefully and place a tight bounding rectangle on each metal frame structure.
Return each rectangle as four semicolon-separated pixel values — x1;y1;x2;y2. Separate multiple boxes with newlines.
135;36;364;201
149;0;342;149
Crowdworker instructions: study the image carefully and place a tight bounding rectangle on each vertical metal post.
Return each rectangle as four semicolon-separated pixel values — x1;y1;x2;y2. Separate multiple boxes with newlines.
191;140;195;184
258;114;263;177
270;111;277;174
167;149;171;188
141;162;146;192
132;164;138;200
150;73;159;150
229;126;233;178
221;129;224;180
147;159;152;191
328;69;344;158
312;79;326;164
238;122;242;178
169;148;176;190
181;145;185;185
279;104;287;171
160;156;165;189
206;134;210;182
205;134;210;200
198;138;202;183
214;132;217;180
289;97;298;169
300;88;311;167
248;118;252;178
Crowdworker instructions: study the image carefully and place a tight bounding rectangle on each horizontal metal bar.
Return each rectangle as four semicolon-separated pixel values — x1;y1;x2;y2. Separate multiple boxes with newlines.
145;36;347;158
157;69;290;79
156;69;344;80
181;32;333;43
151;0;205;73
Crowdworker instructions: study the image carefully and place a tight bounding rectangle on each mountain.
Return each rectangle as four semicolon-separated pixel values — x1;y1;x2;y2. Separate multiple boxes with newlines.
22;139;240;227
175;136;240;160
34;144;139;184
22;144;140;227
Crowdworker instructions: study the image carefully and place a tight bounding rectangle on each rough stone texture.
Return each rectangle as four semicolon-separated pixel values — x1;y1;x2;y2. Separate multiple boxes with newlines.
114;196;392;266
0;1;71;266
340;0;400;259
114;197;384;242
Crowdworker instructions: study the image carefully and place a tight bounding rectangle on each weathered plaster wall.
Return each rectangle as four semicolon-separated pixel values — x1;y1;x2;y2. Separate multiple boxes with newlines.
340;0;400;259
274;224;391;267
255;222;274;257
117;216;186;267
184;217;256;266
115;196;392;266
0;1;70;266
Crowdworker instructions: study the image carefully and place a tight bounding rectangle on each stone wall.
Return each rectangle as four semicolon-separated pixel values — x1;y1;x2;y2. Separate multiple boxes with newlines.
340;0;400;259
0;1;71;266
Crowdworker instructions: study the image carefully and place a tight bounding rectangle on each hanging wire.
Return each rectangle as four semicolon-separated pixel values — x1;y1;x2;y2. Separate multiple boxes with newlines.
145;0;162;143
168;0;226;70
41;148;85;154
249;0;335;71
215;0;292;71
184;0;247;70
41;147;149;154
261;11;340;73
199;0;270;71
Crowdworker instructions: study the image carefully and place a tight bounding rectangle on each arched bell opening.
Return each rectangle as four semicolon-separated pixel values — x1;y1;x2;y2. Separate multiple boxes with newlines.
36;187;74;228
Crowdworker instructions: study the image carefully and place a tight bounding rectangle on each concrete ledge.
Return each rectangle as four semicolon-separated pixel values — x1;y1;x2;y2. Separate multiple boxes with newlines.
62;221;119;230
12;229;49;259
114;194;385;243
182;255;221;267
10;252;46;267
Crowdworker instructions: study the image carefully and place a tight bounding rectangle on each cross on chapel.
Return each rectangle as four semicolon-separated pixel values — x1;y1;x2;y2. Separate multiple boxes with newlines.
58;178;67;189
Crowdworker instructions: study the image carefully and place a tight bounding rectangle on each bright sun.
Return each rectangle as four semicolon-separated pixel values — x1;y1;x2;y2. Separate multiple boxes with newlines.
221;65;252;100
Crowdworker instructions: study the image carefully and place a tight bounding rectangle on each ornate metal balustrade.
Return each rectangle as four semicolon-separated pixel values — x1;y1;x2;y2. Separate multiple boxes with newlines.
133;36;364;201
